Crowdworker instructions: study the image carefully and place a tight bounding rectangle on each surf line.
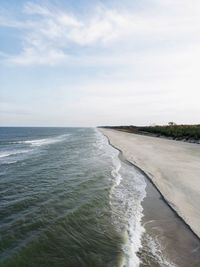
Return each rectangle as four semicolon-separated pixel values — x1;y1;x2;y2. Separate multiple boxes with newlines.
100;130;200;242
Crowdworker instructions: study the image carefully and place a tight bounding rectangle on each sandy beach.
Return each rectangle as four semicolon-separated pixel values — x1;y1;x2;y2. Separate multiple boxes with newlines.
100;128;200;239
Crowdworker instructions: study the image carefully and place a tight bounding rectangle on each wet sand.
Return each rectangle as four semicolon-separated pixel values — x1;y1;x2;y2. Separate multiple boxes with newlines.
140;175;200;267
100;128;200;239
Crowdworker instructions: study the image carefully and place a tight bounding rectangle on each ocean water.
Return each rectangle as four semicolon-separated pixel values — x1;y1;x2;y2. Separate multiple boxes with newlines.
0;127;147;267
2;127;199;267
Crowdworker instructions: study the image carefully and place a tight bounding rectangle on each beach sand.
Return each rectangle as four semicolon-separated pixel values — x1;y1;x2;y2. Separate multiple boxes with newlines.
100;128;200;240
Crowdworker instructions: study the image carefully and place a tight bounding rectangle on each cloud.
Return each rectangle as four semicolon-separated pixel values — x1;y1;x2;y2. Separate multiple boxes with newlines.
9;47;67;66
23;2;52;16
0;3;117;65
1;0;200;126
1;0;200;68
2;2;136;65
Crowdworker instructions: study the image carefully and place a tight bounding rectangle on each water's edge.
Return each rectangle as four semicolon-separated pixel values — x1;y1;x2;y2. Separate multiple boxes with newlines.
99;129;200;242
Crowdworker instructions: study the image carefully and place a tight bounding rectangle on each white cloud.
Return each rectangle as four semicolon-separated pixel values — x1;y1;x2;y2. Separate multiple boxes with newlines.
10;47;67;66
1;0;200;126
2;1;200;66
4;3;135;65
23;2;52;16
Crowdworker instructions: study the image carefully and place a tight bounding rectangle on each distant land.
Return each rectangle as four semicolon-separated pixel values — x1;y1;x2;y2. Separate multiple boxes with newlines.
99;124;200;143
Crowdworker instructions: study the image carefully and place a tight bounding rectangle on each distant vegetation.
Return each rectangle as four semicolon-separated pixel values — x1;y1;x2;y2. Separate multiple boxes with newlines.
102;124;200;142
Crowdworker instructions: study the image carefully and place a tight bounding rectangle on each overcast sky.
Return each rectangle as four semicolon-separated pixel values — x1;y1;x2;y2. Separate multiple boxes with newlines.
1;0;200;126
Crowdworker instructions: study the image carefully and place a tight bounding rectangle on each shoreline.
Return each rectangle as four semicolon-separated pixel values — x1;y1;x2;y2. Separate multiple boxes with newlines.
109;137;199;240
99;128;200;240
100;129;200;266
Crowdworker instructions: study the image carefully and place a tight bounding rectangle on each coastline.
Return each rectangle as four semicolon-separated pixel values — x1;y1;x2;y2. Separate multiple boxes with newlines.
102;127;200;145
99;128;200;239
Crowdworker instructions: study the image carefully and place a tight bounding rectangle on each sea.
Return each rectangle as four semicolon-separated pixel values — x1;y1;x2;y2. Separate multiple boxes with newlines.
0;127;200;267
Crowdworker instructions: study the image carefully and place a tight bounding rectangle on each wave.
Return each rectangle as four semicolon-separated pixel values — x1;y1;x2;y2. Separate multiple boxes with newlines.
102;133;146;267
0;149;32;159
0;149;33;165
111;156;122;187
0;134;70;165
17;134;70;147
144;234;177;267
117;167;146;267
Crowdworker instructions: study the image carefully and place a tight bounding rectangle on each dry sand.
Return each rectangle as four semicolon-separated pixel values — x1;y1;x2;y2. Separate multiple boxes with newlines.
100;128;200;238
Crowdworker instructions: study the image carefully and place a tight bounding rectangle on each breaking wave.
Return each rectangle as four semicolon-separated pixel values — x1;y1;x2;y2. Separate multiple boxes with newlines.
17;134;70;147
96;130;147;267
0;134;70;164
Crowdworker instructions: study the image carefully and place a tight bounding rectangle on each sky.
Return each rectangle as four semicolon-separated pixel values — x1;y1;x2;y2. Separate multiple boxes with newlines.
1;0;200;127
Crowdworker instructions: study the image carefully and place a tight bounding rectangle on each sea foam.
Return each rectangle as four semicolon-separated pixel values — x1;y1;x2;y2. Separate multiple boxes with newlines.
98;130;146;267
19;134;70;147
0;149;32;159
0;134;70;165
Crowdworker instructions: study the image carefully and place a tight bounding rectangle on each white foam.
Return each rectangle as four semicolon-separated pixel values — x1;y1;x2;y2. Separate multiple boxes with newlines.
0;149;31;158
93;128;107;150
19;134;69;147
0;152;13;158
96;129;147;267
109;148;146;266
144;234;177;267
123;172;146;267
0;134;70;165
111;155;122;187
23;138;57;146
0;148;33;165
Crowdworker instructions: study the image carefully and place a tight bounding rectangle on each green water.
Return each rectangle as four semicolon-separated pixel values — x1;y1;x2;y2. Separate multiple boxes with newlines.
0;127;146;266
